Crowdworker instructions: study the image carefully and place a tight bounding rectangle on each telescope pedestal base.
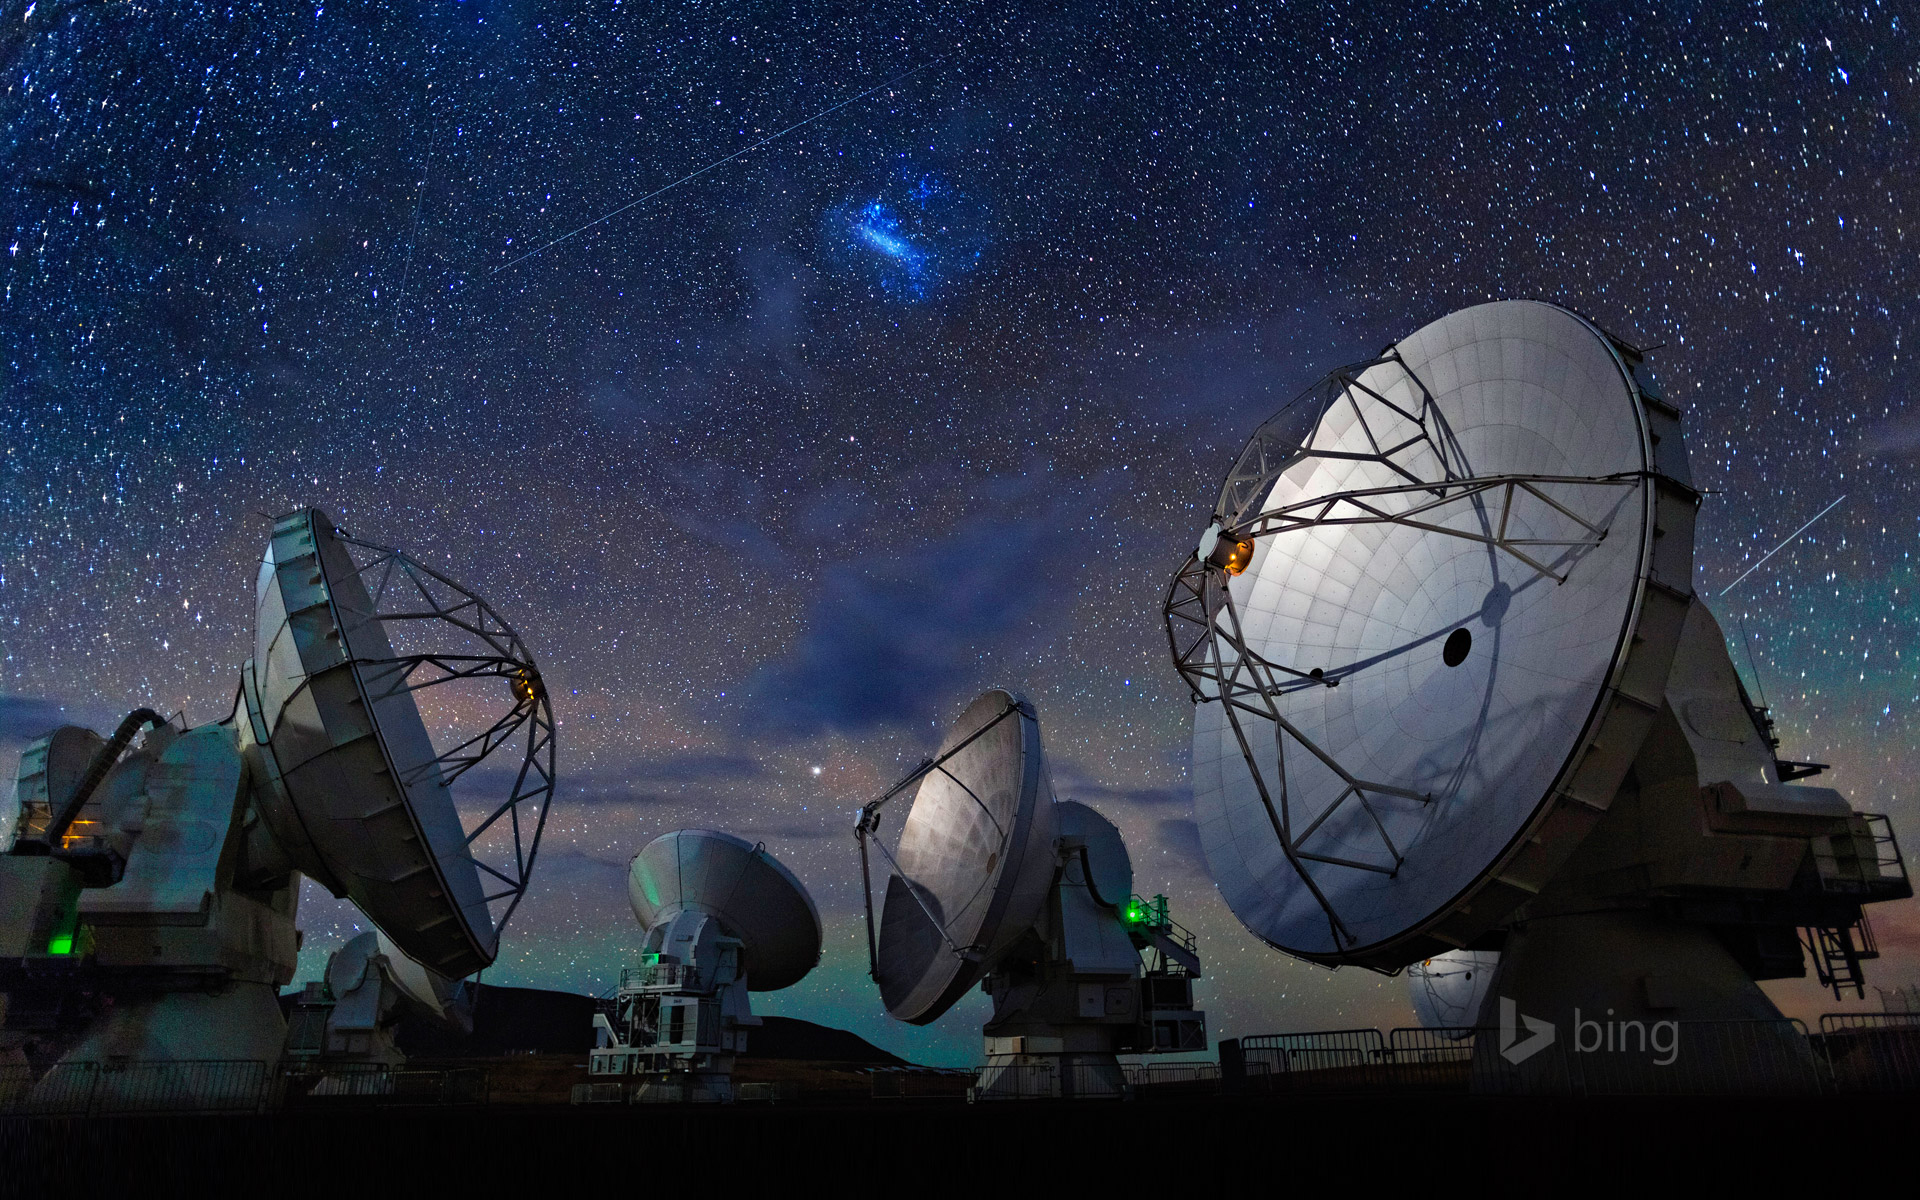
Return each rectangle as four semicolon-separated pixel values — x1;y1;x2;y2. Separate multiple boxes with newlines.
975;1050;1127;1100
1471;909;1811;1093
976;1014;1134;1100
60;980;287;1065
632;1061;736;1105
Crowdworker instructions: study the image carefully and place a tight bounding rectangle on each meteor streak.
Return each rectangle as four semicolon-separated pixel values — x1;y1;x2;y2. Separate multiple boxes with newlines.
1719;493;1847;597
490;58;941;276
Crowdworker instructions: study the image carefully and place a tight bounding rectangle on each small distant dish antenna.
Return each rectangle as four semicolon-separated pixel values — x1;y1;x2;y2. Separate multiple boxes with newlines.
1;507;555;1070
856;690;1207;1099
1165;300;1910;1085
1408;949;1500;1036
867;690;1059;1024
591;829;821;1103
281;930;474;1081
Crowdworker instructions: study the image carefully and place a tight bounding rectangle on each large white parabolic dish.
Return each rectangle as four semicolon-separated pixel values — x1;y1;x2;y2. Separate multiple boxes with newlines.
1176;301;1693;968
628;829;822;992
244;508;520;978
874;690;1059;1024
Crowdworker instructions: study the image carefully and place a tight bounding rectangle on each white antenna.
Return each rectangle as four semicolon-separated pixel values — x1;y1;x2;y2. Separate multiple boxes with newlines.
1;506;556;1082
855;690;1207;1099
1408;949;1500;1035
591;829;821;1103
1166;300;1911;1090
1167;300;1671;963
243;507;556;977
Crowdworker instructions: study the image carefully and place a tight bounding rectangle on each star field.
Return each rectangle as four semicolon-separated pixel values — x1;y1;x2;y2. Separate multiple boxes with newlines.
1;1;1916;1063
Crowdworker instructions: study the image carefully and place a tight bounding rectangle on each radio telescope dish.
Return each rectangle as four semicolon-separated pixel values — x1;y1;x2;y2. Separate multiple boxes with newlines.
240;508;556;979
627;829;822;992
868;690;1059;1025
1056;799;1132;909
1166;301;1695;969
8;725;107;850
1408;949;1500;1033
854;692;1210;1095
0;505;555;1072
596;829;819;1102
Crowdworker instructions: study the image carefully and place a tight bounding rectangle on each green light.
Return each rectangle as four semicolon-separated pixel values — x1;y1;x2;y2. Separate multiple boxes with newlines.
1124;903;1146;924
44;904;80;956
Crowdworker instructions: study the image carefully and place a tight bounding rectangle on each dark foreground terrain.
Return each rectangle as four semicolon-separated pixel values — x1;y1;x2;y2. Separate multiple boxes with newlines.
8;994;1909;1188
2;1089;1913;1191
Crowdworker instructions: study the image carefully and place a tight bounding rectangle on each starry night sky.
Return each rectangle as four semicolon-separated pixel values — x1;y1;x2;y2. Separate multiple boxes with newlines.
1;2;1916;1065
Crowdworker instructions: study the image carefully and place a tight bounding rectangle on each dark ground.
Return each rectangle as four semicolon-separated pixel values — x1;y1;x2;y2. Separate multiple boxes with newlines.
2;1091;1912;1192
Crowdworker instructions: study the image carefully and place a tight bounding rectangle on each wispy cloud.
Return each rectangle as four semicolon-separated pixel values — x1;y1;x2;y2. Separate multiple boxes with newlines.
746;474;1124;735
1154;818;1205;871
0;694;86;741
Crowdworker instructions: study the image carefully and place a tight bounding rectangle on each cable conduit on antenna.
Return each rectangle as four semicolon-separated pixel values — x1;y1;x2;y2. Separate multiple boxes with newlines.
35;708;166;853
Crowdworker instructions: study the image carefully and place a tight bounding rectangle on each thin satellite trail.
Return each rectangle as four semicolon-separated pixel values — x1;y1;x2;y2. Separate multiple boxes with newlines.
489;58;942;276
1718;494;1847;598
394;132;433;331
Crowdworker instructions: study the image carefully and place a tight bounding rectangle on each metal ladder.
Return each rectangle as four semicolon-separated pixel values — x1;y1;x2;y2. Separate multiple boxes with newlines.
1803;919;1879;1000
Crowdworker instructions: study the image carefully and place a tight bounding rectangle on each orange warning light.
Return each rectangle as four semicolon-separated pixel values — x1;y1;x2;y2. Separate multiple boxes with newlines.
1210;534;1255;576
510;667;544;705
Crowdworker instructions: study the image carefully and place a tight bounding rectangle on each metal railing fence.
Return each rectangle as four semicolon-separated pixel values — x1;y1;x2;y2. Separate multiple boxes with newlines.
968;1061;1133;1101
968;1062;1055;1102
0;1060;270;1116
0;1059;503;1116
868;1069;973;1101
279;1063;488;1106
0;1015;1909;1114
1385;1026;1561;1094
619;962;689;990
1238;1028;1392;1091
1218;1015;1919;1097
1816;1012;1920;1092
1570;1019;1821;1096
1122;1061;1221;1089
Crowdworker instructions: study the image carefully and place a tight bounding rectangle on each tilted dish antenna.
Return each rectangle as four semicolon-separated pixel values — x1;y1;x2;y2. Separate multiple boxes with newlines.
239;507;557;979
858;690;1059;1024
1408;949;1500;1035
855;690;1207;1099
591;829;821;1102
1165;300;1910;1065
1164;300;1694;968
282;930;475;1070
626;828;822;992
1;505;556;1068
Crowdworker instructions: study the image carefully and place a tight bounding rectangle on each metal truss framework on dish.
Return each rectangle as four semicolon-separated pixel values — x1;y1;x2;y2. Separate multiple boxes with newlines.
0;507;556;1074
1165;301;1910;1091
290;525;557;944
1165;312;1662;958
856;691;1206;1100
